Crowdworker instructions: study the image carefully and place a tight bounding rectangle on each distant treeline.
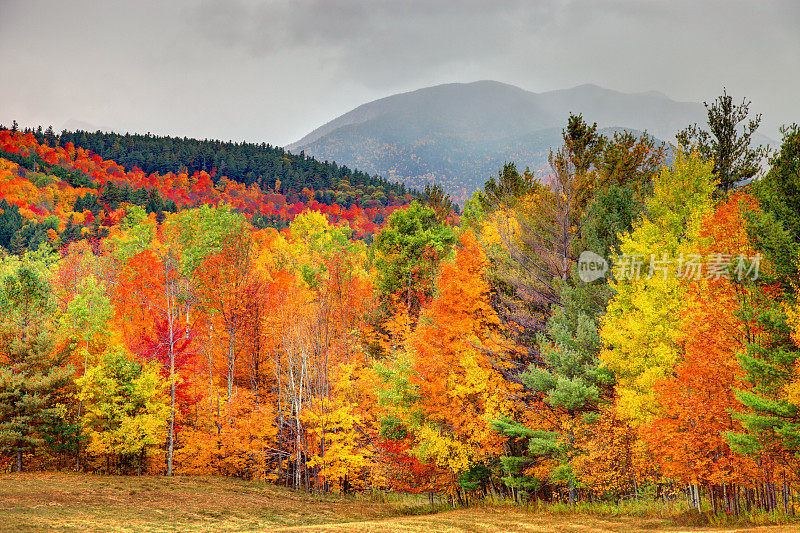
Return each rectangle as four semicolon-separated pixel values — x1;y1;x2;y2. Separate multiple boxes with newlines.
14;125;413;209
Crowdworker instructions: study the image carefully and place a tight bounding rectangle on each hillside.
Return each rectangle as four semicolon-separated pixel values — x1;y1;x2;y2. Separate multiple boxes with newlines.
0;129;411;251
288;81;708;203
54;129;412;209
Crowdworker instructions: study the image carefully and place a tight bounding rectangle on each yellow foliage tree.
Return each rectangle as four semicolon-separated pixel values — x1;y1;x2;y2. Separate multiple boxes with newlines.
77;346;169;474
600;152;716;424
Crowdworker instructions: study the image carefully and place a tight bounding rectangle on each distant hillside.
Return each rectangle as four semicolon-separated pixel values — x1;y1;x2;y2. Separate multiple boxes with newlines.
0;129;410;253
288;81;710;203
55;129;413;210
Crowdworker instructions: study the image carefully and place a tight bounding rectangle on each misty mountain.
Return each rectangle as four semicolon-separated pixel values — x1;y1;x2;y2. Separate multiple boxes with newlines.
287;81;759;203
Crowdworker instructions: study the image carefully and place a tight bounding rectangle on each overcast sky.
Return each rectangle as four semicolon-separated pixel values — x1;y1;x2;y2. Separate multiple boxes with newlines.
1;0;797;146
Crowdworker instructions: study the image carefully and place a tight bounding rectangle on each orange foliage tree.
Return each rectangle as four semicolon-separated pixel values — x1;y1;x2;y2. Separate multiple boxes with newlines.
646;194;763;508
401;231;516;493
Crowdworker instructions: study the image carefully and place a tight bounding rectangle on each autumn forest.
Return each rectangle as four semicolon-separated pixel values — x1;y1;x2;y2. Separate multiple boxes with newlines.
2;91;800;521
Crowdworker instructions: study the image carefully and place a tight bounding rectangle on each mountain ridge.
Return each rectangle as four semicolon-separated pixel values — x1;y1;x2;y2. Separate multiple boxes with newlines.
286;81;714;202
288;81;705;152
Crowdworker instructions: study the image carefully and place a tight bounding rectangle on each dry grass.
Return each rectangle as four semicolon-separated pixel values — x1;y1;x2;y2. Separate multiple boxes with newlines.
0;473;798;533
276;508;800;533
0;473;409;532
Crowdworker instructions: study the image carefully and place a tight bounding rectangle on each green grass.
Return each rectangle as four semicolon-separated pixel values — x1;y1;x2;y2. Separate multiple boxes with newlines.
0;473;799;532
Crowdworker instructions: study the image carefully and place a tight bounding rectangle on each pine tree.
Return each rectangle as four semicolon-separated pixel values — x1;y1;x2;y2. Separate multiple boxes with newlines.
677;88;768;193
752;123;800;240
727;296;800;457
0;261;71;471
521;281;614;504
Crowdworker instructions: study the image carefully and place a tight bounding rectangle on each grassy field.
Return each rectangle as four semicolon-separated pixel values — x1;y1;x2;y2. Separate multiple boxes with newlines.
1;473;799;533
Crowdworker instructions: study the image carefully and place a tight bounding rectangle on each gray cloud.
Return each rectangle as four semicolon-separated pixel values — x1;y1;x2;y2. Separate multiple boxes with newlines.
186;0;536;86
0;0;797;146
